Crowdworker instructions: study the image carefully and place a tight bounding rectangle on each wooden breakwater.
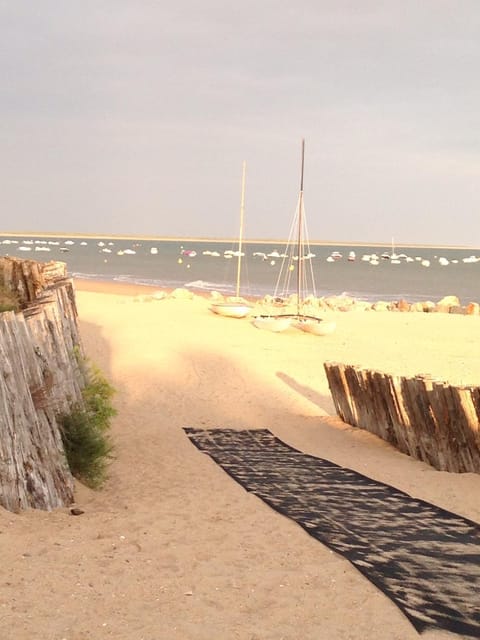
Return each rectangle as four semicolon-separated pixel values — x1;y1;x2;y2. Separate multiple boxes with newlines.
324;362;480;474
0;257;85;512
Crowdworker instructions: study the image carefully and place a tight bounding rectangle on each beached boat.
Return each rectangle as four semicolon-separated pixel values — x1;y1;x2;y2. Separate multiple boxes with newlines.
210;161;253;319
253;140;336;336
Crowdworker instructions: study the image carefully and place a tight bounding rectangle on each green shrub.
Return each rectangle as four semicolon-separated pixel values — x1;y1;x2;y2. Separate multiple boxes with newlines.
59;359;116;489
0;284;20;313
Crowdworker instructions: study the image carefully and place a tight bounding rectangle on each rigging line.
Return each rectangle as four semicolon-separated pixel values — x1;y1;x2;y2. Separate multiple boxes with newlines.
235;160;247;298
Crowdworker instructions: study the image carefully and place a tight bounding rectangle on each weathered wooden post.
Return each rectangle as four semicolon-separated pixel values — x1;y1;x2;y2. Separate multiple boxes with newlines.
324;361;480;474
0;257;87;511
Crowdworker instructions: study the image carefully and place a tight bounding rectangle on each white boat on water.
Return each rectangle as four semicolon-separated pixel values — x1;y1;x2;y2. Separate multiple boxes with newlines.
210;161;253;320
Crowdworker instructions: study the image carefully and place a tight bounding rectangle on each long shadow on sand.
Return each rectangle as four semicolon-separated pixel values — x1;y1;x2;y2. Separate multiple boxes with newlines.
185;427;480;639
276;371;333;412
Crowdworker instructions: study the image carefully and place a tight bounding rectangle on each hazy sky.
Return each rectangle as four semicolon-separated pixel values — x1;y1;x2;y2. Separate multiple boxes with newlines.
2;1;480;245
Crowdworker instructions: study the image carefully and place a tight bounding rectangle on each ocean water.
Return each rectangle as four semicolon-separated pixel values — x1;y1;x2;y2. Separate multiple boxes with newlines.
1;234;480;304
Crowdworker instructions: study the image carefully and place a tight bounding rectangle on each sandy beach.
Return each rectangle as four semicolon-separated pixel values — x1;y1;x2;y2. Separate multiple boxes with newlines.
1;279;479;640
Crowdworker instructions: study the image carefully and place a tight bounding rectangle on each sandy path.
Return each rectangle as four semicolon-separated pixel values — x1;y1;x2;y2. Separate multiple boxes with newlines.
0;286;479;640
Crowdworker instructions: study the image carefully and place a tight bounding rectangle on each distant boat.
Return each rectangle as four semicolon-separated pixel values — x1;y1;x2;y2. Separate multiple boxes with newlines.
382;237;401;262
210;161;253;319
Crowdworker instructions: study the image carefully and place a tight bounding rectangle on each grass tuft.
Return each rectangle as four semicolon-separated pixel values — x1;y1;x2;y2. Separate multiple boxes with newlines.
59;359;116;489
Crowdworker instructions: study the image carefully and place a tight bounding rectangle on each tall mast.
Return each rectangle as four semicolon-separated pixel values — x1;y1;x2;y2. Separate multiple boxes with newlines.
235;160;247;298
296;139;305;315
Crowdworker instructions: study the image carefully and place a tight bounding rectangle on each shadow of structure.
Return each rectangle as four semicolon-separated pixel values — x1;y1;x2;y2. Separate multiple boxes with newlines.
276;370;335;413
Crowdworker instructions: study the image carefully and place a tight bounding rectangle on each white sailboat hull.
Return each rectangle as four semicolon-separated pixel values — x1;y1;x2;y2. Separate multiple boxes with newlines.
210;302;253;319
293;318;336;335
252;316;293;332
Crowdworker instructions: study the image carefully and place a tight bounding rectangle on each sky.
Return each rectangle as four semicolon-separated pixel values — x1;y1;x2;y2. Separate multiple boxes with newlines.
2;1;480;245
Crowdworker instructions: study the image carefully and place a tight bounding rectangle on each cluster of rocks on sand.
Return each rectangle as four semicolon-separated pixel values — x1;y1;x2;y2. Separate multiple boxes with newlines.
134;289;480;316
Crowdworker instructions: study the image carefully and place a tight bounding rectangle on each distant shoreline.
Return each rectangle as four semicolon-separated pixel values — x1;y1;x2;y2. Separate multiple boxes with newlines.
0;230;478;251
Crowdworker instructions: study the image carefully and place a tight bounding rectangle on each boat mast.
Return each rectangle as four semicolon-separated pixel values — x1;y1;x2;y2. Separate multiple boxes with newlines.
296;139;305;316
235;160;247;298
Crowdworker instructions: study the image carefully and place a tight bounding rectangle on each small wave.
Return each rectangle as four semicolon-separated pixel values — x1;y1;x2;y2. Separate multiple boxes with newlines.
72;273;163;288
113;275;175;288
71;272;113;281
184;280;234;292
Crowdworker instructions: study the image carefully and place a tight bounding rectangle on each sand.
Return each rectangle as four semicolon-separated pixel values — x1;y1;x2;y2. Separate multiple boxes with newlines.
1;279;479;640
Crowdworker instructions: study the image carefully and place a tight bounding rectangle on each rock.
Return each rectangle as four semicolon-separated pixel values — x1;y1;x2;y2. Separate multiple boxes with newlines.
423;301;436;312
437;295;460;308
353;301;372;312
396;299;411;312
303;295;318;306
70;508;84;516
324;295;355;310
466;302;480;315
449;305;465;315
435;304;451;313
170;288;194;300
372;301;390;312
410;302;424;312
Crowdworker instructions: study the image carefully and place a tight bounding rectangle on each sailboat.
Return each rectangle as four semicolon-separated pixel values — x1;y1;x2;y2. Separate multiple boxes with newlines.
209;161;253;319
253;139;336;336
381;237;401;263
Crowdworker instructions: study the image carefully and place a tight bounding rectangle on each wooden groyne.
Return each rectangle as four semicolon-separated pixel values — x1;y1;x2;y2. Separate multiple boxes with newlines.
0;257;85;512
324;362;480;474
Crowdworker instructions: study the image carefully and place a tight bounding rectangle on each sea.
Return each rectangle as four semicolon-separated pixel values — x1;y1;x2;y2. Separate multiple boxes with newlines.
1;234;480;305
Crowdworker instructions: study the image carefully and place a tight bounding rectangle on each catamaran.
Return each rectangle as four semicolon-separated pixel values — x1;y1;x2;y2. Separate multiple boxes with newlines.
253;139;336;336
